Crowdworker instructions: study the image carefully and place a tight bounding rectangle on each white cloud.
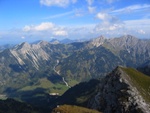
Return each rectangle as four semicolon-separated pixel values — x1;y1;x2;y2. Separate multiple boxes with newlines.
40;0;69;7
112;4;150;14
86;0;94;6
23;22;55;31
1;19;150;44
34;22;54;31
95;11;125;35
106;0;118;4
43;11;74;19
96;12;121;24
23;26;31;32
94;22;124;31
23;22;68;37
124;19;150;29
74;8;85;17
94;19;150;38
124;19;150;34
88;6;96;13
109;24;123;30
21;36;25;39
53;30;68;36
72;0;77;4
86;0;96;14
95;12;150;37
96;12;110;21
138;29;146;34
40;0;77;7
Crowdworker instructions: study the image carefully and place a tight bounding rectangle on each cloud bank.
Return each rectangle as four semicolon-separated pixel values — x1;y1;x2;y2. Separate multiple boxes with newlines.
23;22;68;36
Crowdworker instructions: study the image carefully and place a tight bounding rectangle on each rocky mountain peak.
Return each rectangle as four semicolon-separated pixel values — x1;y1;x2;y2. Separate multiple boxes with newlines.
88;66;150;113
8;41;50;69
37;40;49;46
20;42;30;47
105;35;140;51
15;42;31;50
122;35;139;44
50;39;60;44
123;34;138;39
89;35;106;47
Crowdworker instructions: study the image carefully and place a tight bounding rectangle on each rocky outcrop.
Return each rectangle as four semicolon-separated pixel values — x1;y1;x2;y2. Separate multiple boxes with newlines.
9;42;50;70
88;36;106;47
88;67;150;113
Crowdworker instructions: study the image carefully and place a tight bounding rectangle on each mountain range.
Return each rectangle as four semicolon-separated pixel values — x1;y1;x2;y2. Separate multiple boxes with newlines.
0;35;149;112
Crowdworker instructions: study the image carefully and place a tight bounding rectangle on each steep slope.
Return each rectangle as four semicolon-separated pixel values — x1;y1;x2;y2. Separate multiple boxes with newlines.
57;46;123;83
86;36;106;48
103;35;150;67
0;42;50;93
0;41;75;106
82;35;150;66
53;79;100;107
88;66;150;113
137;61;150;76
57;35;150;84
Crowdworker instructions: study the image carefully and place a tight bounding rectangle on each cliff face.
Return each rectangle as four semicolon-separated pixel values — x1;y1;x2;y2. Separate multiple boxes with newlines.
88;67;150;113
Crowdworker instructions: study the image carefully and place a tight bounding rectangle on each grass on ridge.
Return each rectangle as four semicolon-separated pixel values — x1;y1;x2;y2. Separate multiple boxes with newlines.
52;105;101;113
121;67;150;103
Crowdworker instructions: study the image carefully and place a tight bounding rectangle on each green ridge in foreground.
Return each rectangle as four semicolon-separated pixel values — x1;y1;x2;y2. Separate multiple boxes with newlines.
52;105;101;113
121;67;150;103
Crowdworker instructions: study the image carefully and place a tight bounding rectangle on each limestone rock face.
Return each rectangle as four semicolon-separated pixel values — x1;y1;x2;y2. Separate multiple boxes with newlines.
89;36;106;47
88;67;150;113
9;42;50;69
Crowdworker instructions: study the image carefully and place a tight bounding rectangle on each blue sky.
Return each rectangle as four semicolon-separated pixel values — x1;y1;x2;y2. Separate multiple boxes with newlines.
0;0;150;44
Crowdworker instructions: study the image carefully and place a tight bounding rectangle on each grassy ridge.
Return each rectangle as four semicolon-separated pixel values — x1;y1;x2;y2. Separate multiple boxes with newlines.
121;67;150;103
52;105;101;113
